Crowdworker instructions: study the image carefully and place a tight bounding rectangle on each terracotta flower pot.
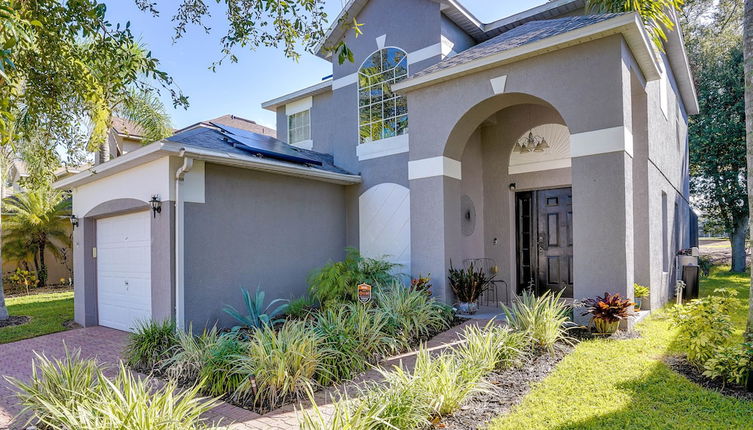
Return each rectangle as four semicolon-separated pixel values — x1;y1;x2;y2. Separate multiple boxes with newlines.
593;318;619;335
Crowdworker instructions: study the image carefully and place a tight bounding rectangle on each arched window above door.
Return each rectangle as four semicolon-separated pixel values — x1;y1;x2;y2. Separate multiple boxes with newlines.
358;47;408;144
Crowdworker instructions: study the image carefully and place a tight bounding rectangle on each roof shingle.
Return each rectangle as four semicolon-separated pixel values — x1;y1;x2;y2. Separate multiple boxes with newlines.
412;14;626;79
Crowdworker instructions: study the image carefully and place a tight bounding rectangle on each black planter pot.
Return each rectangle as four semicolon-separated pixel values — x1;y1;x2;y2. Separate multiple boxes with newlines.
747;369;753;392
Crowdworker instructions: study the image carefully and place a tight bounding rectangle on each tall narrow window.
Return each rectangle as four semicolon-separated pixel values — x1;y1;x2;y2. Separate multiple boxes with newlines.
358;48;408;144
288;110;311;145
662;192;668;272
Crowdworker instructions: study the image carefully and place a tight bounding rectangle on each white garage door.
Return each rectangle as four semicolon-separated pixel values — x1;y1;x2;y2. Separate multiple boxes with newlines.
97;211;152;332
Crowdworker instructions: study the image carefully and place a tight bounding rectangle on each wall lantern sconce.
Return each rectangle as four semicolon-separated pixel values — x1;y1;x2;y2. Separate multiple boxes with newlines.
508;183;517;191
69;215;79;228
149;195;162;218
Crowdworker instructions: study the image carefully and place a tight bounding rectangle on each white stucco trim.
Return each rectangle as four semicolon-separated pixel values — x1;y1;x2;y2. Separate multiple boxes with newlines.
440;35;456;58
332;72;358;90
509;158;571;175
356;134;409;160
182;159;205;204
262;79;331;111
408;43;442;65
285;97;312;115
490;75;507;94
376;34;387;49
570;126;634;158
408;156;462;180
359;183;411;273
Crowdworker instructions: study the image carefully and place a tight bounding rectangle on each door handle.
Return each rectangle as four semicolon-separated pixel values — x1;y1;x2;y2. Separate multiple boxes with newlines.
537;235;547;252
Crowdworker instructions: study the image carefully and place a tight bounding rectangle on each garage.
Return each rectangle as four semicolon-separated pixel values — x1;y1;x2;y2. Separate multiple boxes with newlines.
96;210;152;332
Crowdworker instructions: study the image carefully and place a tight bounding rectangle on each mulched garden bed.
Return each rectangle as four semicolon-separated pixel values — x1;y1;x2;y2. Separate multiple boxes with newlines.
0;315;30;328
438;342;574;430
665;355;753;402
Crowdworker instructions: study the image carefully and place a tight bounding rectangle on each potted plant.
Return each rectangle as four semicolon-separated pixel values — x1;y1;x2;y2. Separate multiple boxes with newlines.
633;284;649;311
448;262;492;314
582;292;634;335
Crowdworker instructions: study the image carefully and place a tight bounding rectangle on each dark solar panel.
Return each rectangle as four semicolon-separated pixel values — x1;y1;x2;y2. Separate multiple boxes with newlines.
211;122;322;166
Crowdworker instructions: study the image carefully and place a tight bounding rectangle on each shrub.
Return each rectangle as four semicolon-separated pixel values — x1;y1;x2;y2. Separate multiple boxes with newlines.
375;282;453;346
313;303;396;385
124;319;177;372
702;342;753;386
223;288;289;330
501;290;570;352
634;284;650;299
308;248;399;304
455;320;529;373
448;261;493;303
286;295;318;319
9;349;218;429
668;288;738;365
698;255;713;277
582;292;634;333
232;320;326;409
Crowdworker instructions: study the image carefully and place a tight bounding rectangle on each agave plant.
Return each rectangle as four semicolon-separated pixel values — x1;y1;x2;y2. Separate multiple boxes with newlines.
582;292;634;334
223;288;289;330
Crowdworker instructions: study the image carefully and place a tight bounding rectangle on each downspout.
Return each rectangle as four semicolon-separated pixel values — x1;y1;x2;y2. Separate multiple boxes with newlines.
175;152;193;331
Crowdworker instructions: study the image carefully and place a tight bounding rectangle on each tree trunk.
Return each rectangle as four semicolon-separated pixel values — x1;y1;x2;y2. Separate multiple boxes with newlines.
730;216;749;272
744;0;753;390
0;172;7;321
38;241;47;287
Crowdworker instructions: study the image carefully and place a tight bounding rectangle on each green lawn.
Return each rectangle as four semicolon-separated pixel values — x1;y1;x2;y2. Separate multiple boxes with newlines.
0;290;74;344
489;267;753;430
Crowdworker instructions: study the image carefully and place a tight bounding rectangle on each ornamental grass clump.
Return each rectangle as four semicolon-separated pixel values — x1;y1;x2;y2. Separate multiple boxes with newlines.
232;320;327;409
455;320;529;373
582;292;634;334
123;319;177;372
9;349;218;430
162;326;222;385
313;303;396;385
501;289;570;352
375;282;453;346
198;332;248;397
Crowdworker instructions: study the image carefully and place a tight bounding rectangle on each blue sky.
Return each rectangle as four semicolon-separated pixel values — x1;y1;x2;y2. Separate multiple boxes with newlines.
104;1;544;130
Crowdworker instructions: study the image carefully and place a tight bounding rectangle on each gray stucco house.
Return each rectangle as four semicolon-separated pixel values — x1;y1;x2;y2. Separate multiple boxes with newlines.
56;0;698;332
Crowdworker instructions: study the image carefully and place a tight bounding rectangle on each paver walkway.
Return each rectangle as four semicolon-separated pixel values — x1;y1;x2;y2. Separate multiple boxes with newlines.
0;320;491;430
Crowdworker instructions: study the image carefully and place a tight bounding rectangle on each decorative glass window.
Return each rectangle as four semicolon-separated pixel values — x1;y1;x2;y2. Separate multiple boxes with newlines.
288;110;311;145
358;48;408;144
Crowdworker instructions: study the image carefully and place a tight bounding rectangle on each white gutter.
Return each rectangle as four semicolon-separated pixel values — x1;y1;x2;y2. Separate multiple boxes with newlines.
174;153;194;332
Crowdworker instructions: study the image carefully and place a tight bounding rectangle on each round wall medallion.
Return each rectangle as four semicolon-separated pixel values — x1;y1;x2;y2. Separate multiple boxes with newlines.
461;194;476;236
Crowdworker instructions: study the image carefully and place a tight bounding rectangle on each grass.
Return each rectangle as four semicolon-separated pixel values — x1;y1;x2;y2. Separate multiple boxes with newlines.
0;291;74;344
488;266;753;430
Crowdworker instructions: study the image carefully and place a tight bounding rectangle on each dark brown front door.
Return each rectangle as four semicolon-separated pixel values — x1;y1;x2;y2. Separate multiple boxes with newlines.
515;187;573;297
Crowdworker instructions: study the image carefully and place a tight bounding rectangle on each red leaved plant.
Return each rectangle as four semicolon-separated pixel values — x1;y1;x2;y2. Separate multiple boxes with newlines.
582;292;634;322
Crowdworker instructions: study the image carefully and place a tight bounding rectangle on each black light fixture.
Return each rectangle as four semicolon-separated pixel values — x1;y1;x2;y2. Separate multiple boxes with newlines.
69;214;79;228
149;195;162;218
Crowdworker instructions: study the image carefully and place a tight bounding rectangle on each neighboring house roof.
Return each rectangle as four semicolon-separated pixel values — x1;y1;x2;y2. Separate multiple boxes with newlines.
175;114;276;138
54;125;360;190
111;117;146;140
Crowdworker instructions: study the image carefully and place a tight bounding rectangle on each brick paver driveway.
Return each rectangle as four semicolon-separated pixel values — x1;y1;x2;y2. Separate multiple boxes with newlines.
0;326;129;429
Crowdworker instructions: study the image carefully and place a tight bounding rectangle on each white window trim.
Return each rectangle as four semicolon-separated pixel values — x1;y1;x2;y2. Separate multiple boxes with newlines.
356;134;409;161
285;97;312;115
287;109;311;147
291;139;313;150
